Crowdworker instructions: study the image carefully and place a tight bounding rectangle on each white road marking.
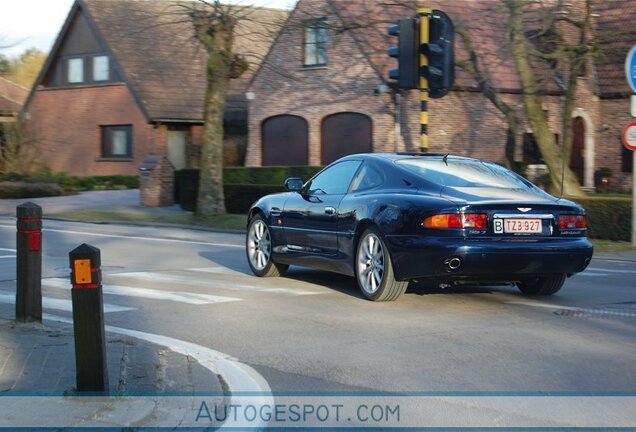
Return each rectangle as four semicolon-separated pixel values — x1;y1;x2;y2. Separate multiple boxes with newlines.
0;248;16;252
0;255;16;259
187;266;248;277
110;271;323;296
506;300;636;318
45;313;272;430
44;278;241;305
507;300;583;311
0;292;134;313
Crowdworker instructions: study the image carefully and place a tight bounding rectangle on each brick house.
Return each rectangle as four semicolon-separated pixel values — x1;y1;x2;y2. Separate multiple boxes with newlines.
246;0;635;191
23;0;286;204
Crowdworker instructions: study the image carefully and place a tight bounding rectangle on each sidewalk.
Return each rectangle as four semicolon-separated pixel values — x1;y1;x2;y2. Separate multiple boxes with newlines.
1;190;232;428
0;316;226;427
0;189;187;218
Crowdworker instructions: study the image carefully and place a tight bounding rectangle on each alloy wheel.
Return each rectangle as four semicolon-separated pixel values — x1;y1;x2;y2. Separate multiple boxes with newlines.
357;232;385;295
247;219;272;271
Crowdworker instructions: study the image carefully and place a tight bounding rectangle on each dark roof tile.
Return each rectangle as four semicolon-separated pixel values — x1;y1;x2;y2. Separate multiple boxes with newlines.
0;76;28;114
82;0;287;121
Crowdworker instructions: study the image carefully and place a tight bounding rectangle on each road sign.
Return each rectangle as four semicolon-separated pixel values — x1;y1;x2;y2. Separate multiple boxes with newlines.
623;121;636;151
627;45;636;93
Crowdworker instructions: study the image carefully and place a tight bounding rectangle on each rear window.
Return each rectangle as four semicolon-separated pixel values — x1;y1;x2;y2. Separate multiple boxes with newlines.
396;158;534;189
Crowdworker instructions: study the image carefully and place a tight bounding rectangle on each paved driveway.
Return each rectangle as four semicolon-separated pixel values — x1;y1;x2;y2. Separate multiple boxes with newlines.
1;189;148;216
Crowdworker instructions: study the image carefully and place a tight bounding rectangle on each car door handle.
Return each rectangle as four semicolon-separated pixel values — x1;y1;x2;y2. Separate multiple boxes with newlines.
324;206;336;215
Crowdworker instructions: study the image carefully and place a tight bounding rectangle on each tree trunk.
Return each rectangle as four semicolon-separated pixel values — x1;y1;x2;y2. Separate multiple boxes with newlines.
505;0;584;197
194;19;235;216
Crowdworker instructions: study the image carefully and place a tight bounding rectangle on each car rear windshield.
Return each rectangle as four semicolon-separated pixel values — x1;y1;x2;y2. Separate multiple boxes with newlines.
396;158;534;189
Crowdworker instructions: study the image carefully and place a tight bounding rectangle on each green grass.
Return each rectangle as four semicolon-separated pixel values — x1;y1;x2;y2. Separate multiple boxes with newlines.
584;192;632;199
49;210;246;231
590;239;636;253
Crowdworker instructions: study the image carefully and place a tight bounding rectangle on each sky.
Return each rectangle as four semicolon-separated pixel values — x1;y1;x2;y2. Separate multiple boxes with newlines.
0;0;296;59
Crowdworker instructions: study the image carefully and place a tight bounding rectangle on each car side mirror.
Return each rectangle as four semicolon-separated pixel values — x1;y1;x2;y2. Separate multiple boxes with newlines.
284;177;303;192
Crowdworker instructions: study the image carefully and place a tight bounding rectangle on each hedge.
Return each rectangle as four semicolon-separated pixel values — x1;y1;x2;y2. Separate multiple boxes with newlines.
176;167;323;213
573;197;631;241
0;172;139;192
223;166;322;185
224;184;285;214
0;181;64;199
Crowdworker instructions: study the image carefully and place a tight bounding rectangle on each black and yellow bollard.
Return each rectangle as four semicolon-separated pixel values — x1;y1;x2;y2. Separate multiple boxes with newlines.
70;243;109;392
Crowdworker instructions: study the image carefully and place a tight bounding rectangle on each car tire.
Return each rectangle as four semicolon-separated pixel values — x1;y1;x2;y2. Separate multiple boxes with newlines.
355;227;408;301
246;214;288;277
516;274;566;296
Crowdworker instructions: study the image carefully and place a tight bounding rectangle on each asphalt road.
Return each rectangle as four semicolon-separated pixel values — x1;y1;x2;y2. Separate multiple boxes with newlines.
1;217;635;394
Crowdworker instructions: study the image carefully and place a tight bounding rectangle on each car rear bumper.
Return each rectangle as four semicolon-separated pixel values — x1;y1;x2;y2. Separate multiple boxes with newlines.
385;235;594;281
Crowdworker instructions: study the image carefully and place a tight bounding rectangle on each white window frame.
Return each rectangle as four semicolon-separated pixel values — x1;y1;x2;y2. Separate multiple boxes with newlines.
93;55;109;82
68;58;84;84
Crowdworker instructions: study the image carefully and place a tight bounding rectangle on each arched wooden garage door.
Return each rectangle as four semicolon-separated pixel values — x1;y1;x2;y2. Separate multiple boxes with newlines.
321;112;372;165
262;115;308;166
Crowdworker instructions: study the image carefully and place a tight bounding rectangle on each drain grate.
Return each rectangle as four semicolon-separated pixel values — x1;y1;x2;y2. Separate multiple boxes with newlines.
554;308;636;320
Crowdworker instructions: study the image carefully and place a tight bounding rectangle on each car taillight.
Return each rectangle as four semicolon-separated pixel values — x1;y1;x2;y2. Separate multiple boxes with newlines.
558;214;587;230
422;213;488;229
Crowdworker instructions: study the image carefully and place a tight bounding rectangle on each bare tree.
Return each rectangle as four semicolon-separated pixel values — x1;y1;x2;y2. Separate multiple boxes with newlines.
163;0;286;215
0;119;40;175
6;48;47;88
504;0;597;196
189;2;248;214
455;25;520;168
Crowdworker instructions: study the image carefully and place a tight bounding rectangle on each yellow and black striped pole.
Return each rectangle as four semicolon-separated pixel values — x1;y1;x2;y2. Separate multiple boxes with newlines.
418;8;431;153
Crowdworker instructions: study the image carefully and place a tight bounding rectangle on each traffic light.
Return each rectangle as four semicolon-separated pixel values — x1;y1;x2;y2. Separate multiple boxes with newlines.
421;10;455;99
387;18;418;89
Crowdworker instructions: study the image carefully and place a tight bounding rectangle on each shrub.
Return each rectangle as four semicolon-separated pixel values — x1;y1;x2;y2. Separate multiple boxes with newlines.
1;169;140;193
0;181;64;199
223;166;322;186
572;197;631;241
224;184;285;214
176;167;323;213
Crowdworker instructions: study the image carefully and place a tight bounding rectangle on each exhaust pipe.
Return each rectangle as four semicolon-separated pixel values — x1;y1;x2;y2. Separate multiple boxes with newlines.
583;257;591;268
445;257;462;271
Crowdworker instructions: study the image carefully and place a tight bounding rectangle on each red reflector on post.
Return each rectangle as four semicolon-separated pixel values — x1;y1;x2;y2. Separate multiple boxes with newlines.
27;231;42;252
558;215;587;230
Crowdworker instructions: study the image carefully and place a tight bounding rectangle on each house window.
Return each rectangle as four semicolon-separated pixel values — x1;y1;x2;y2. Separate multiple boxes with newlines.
101;125;132;159
93;55;109;81
304;18;328;67
68;58;84;83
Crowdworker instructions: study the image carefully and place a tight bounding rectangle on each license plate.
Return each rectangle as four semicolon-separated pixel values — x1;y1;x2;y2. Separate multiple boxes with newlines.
494;218;542;234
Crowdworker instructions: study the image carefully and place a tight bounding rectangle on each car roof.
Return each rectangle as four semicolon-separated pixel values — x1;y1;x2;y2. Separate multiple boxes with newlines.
340;152;477;163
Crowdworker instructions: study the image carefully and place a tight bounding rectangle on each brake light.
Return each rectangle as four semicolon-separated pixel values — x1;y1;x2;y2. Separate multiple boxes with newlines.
422;213;488;229
558;214;587;230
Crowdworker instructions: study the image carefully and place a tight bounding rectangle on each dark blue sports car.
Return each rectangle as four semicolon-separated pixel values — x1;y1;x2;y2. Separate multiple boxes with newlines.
245;153;593;301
